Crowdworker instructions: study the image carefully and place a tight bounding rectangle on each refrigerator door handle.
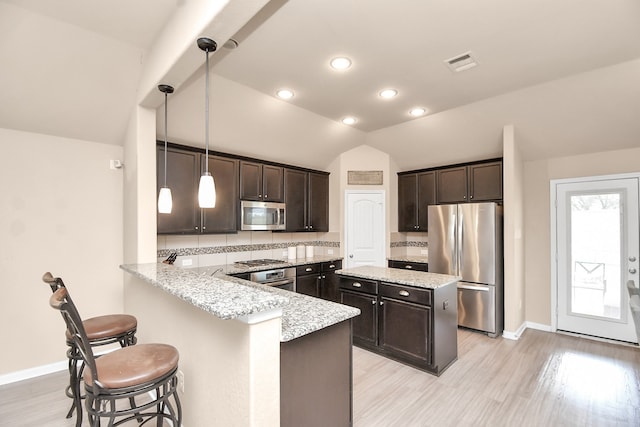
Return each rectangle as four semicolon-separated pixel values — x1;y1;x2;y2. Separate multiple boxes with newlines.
458;284;490;292
451;210;458;275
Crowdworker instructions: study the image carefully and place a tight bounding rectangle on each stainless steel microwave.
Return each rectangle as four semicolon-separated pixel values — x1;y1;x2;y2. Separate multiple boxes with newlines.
240;201;286;231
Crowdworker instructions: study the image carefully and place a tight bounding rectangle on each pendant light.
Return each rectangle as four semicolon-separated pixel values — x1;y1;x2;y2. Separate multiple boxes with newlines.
158;84;174;214
197;37;217;208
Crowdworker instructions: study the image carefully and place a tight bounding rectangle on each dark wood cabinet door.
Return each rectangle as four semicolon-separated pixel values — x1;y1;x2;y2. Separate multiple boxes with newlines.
157;146;199;234
263;165;284;202
239;161;262;201
398;174;417;231
436;166;467;204
320;260;342;303
468;161;502;201
296;274;320;297
284;169;308;231
417;171;435;230
308;172;329;232
379;297;431;364
201;155;238;233
340;290;377;345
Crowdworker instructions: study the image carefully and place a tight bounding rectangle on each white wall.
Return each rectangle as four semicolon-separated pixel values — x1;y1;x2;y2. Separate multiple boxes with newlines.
0;128;124;376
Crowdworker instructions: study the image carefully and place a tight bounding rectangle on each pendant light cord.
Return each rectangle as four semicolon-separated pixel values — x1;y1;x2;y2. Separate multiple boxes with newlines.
164;91;168;187
204;47;210;174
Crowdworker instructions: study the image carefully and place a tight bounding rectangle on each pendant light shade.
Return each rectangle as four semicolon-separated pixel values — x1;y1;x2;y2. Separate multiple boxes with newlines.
158;84;174;214
197;37;217;208
198;173;216;208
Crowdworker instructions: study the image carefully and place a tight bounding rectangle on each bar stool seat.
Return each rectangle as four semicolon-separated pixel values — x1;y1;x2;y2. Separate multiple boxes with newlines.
43;272;137;427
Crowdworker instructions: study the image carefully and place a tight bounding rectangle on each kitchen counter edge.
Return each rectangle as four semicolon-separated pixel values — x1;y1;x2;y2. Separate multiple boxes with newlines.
336;265;459;289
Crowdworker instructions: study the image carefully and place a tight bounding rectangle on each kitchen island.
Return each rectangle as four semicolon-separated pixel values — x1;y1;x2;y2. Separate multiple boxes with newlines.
336;266;459;376
121;261;359;427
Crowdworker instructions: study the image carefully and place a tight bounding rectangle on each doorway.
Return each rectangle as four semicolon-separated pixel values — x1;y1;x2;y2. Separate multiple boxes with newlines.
344;191;385;269
551;174;639;343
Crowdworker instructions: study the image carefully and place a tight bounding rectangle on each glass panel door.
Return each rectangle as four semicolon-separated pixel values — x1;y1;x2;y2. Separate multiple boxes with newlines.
556;177;639;343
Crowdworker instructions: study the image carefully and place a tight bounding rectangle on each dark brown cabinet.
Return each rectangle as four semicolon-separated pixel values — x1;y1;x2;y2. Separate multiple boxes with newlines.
436;161;502;204
156;146;238;234
378;283;432;364
398;171;435;231
388;260;428;272
239;161;284;202
295;260;343;302
340;277;378;346
284;169;329;232
338;275;457;376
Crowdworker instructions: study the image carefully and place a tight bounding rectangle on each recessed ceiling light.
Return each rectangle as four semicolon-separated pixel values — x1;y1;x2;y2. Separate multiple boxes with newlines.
379;89;398;99
342;116;357;125
276;89;294;99
330;57;352;70
409;108;427;117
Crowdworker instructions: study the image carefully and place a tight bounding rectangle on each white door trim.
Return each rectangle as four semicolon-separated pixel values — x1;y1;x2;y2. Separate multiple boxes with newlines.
344;190;386;268
550;172;640;334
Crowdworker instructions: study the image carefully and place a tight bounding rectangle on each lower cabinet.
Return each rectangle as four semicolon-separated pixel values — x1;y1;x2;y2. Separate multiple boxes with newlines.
339;276;457;376
295;260;343;302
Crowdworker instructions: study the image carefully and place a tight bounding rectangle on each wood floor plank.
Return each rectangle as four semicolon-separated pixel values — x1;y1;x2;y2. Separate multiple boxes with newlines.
1;328;638;426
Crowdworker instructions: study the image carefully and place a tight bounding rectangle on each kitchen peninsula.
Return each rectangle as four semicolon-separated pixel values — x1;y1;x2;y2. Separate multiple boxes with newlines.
336;266;459;376
121;258;359;427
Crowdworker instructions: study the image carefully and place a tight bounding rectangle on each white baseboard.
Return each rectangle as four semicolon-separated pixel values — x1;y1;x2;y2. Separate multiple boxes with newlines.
502;321;552;341
502;322;527;340
0;359;67;386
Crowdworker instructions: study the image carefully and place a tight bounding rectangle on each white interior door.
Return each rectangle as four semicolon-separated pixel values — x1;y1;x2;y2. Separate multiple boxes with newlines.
345;191;385;268
554;175;639;343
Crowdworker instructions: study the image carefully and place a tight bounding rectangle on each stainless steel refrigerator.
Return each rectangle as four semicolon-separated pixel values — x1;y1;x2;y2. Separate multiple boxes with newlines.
428;202;503;337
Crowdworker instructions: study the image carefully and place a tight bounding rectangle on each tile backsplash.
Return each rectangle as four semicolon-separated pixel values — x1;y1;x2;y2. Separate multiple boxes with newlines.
158;231;340;268
390;232;429;258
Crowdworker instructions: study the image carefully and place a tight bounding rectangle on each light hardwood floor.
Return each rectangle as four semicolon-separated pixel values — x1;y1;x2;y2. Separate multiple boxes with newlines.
1;329;638;426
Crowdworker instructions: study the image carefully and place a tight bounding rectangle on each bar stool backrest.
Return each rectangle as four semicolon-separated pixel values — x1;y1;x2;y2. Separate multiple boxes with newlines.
49;287;102;390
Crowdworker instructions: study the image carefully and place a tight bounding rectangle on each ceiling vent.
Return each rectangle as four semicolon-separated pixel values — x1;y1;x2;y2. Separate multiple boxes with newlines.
444;51;478;73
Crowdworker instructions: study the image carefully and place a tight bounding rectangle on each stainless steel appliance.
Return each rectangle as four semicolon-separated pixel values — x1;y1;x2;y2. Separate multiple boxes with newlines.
428;202;503;337
235;259;296;291
240;201;286;231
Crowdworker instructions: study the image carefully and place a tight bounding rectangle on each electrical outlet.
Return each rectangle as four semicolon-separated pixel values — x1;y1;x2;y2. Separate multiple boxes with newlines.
327;249;334;255
181;258;193;266
177;370;185;393
420;249;428;255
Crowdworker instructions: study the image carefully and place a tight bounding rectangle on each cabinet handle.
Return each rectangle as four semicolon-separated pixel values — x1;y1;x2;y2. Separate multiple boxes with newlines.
470;195;473;199
463;195;467;199
380;301;384;305
416;225;420;229
399;290;410;297
329;264;335;269
195;226;199;230
352;282;362;288
371;300;376;305
306;267;313;272
264;194;268;198
405;265;413;269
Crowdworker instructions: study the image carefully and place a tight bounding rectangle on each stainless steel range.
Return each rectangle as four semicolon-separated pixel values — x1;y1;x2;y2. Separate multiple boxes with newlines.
235;259;296;292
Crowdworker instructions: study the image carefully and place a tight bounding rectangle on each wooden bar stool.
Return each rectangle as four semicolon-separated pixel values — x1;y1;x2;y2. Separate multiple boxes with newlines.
49;285;182;427
43;272;137;426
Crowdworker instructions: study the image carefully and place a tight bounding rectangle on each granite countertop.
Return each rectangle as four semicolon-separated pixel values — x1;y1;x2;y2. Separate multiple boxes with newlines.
121;256;359;342
336;265;458;289
387;256;429;264
193;255;343;276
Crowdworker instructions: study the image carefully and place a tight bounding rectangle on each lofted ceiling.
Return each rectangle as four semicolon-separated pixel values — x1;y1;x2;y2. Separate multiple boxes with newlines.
1;0;639;170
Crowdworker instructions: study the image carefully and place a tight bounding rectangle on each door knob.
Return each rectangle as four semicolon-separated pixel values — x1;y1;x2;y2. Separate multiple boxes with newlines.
349;254;354;258
630;256;637;262
630;268;637;274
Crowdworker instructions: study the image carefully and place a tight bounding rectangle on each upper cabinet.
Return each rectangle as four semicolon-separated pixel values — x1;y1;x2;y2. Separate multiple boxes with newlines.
239;161;284;202
436;160;502;204
398;159;502;231
398;171;435;231
156;145;238;234
156;142;329;235
284;169;329;232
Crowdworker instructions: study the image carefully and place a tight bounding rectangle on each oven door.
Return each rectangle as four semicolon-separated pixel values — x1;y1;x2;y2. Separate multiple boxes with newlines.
264;278;295;292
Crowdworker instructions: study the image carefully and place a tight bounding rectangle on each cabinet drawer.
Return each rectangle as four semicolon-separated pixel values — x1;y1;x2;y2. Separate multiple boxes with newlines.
322;260;342;272
380;282;431;306
339;277;377;295
388;260;428;272
297;263;321;276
